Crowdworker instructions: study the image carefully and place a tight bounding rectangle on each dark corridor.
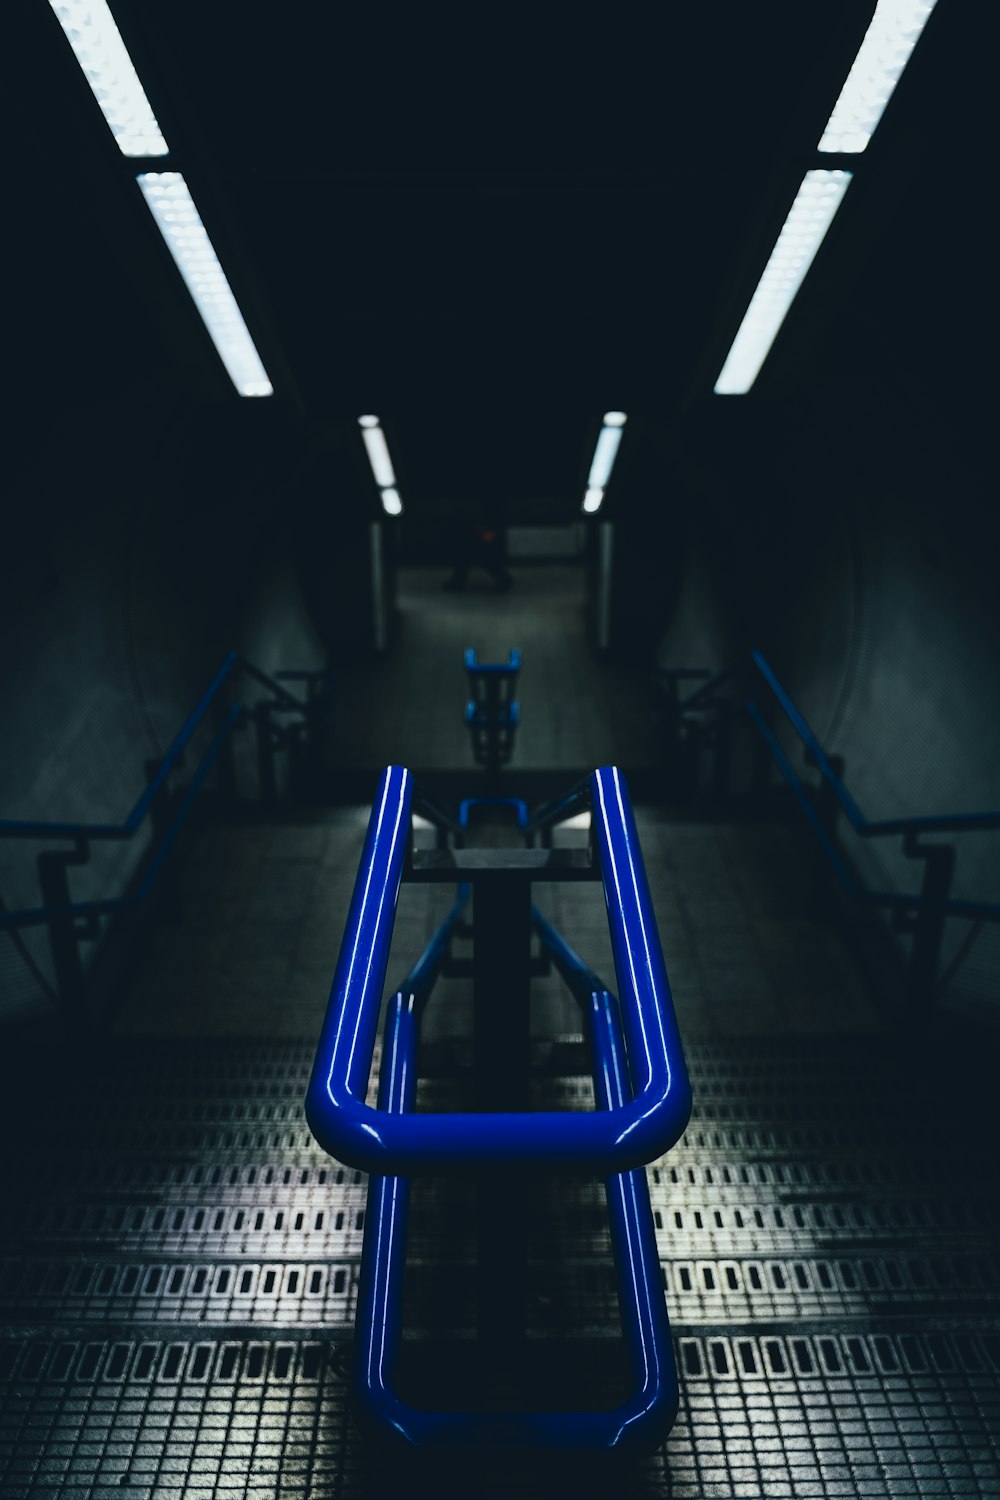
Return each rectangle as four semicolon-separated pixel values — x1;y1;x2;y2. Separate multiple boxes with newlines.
2;568;999;1497
3;2;1000;1496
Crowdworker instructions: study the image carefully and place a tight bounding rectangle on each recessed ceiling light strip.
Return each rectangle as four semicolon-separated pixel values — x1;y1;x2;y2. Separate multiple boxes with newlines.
137;173;273;396
581;412;627;514
357;418;403;513
48;0;169;157
818;0;938;154
714;170;852;396
357;419;397;490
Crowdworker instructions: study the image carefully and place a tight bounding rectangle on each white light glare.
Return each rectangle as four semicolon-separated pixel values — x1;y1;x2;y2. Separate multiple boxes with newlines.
819;0;938;153
713;170;852;396
589;425;624;490
49;1;169;157
138;174;273;396
380;488;403;516
602;411;628;427
360;423;397;488
582;488;604;514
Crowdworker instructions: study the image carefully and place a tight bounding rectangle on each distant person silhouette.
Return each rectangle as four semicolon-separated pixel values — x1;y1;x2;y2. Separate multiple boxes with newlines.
443;521;513;592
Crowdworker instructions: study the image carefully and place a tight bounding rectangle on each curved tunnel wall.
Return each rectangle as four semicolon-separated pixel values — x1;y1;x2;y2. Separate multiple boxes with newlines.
0;389;335;1023
656;379;1000;1017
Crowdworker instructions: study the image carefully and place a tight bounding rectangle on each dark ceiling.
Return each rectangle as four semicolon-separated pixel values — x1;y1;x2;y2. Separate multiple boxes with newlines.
6;2;989;519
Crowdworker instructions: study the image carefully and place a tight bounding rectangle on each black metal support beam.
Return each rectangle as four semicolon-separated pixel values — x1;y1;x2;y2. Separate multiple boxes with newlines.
473;874;532;1349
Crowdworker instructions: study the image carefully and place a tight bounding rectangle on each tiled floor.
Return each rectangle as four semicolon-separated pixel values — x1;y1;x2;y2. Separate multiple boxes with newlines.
10;564;999;1499
119;558;877;1043
118;806;878;1040
325;564;660;774
2;1033;997;1499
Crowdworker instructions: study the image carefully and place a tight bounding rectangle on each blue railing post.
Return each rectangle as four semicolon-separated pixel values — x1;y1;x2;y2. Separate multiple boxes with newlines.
464;649;521;775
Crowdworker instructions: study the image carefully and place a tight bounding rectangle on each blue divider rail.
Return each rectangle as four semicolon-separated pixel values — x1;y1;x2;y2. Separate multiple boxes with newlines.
0;651;333;1020
746;650;1000;1008
306;763;691;1452
652;649;999;1007
464;648;521;774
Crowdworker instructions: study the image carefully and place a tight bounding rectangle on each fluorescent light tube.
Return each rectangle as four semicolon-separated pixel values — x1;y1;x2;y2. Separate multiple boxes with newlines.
360;424;396;488
380;488;403;516
588;426;624;490
602;411;627;427
713;170;852;396
819;0;938;153
358;414;379;428
48;0;168;157
582;487;604;514
137;173;273;396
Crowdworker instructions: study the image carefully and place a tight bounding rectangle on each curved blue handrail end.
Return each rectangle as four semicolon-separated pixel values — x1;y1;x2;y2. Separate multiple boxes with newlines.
465;648;521;674
458;797;529;830
304;763;692;1177
350;987;680;1454
305;1075;692;1176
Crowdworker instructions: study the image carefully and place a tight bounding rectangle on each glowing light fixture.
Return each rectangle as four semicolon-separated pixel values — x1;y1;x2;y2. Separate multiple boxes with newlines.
581;413;628;513
713;170;852;396
357;417;403;512
137;173;273;396
819;0;938;153
358;419;397;489
48;0;169;157
589;424;625;489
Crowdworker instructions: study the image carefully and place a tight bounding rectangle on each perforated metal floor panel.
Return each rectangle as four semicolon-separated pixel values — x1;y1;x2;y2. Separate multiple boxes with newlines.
1;1034;998;1497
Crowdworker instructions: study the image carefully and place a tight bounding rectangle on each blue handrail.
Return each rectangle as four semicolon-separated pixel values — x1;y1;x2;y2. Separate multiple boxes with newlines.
464;647;521;675
464;700;520;727
746;699;1000;921
523;778;590;839
751;650;1000;836
457;796;529;830
312;765;686;1452
464;649;522;771
654;650;999;927
0;706;243;929
305;764;691;1176
0;652;315;843
0;655;241;842
0;652;324;933
354;940;676;1452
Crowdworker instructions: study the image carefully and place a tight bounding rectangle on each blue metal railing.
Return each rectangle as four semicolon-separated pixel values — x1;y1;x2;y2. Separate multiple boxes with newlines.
464;648;521;772
0;650;331;1013
742;650;1000;1011
306;763;690;1452
305;765;691;1176
745;701;999;921
356;922;676;1450
747;652;1000;921
750;651;1000;840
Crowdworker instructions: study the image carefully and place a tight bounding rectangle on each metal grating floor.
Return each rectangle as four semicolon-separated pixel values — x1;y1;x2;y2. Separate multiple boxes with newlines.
1;1034;998;1497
